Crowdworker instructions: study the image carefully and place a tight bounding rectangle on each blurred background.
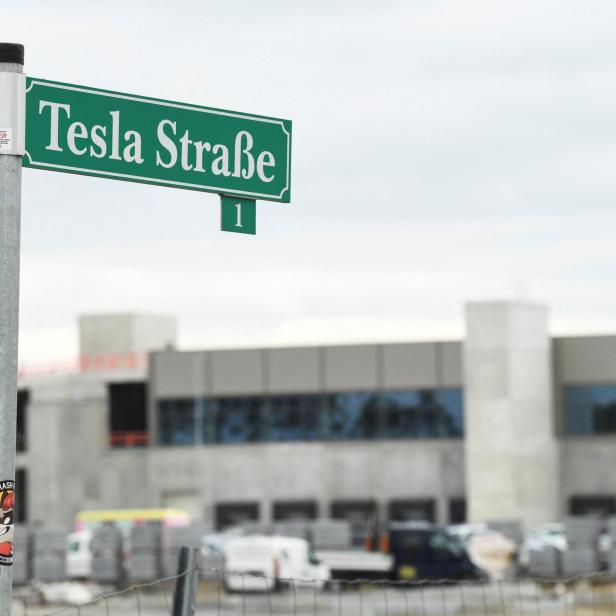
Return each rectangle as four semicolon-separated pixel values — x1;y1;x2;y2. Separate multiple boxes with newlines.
6;1;616;613
9;0;616;365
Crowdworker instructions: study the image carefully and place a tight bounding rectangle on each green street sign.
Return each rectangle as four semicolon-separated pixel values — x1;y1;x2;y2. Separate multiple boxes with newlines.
24;77;292;203
220;195;256;235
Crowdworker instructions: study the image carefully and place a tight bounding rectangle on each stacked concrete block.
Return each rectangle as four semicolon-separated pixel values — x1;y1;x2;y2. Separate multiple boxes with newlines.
603;517;616;574
128;525;162;583
607;549;616;574
239;523;271;536
606;517;616;540
311;520;352;550
91;525;124;584
163;525;204;577
528;546;561;579
562;548;599;577
200;555;225;582
565;516;602;548
272;521;310;540
32;529;66;582
487;520;524;546
12;527;30;585
562;517;602;577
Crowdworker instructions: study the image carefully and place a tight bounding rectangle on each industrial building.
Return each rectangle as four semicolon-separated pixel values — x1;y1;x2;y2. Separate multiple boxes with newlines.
13;302;616;533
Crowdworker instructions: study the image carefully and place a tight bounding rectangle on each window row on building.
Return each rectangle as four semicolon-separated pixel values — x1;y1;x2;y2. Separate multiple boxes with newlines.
212;494;616;533
157;388;464;446
21;382;616;453
214;497;467;532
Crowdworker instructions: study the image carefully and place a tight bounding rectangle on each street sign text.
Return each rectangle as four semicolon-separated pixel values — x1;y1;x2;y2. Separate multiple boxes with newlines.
220;196;256;235
24;78;292;203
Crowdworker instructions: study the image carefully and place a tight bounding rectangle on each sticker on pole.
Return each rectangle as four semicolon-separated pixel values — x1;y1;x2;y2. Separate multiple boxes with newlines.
0;480;14;566
0;129;13;153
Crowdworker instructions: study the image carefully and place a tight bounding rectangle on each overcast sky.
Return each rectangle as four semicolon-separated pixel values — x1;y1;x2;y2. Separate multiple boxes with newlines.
6;0;616;365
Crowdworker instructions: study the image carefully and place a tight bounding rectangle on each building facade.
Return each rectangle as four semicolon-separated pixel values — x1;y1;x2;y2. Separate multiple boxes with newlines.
13;303;616;532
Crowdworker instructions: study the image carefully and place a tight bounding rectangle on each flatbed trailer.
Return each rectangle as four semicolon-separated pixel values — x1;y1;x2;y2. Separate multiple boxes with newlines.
315;550;393;579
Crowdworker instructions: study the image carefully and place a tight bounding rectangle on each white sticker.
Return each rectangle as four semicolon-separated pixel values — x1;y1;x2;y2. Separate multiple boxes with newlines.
0;129;12;153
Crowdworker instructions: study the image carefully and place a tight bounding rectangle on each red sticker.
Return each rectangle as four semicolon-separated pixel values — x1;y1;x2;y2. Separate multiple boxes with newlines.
0;480;15;566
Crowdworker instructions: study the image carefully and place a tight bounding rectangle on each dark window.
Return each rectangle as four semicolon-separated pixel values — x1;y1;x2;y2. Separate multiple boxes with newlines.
390;528;430;551
435;389;464;436
564;385;616;435
156;388;464;447
213;397;264;443
331;500;378;547
449;498;466;524
15;468;26;524
325;393;382;440
273;500;318;521
215;502;259;530
381;389;463;438
108;382;147;447
389;499;436;523
16;389;29;452
269;395;322;441
159;398;202;445
569;496;616;517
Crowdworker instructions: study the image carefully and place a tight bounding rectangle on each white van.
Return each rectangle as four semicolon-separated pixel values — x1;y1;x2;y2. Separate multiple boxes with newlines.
224;535;331;592
66;530;93;579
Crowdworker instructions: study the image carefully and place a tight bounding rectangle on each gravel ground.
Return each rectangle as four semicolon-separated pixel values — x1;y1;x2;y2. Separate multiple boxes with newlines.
11;580;616;616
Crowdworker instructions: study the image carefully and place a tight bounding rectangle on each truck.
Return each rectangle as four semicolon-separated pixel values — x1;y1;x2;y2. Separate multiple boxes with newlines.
314;549;393;579
222;519;485;582
223;535;331;592
315;523;484;581
388;522;486;581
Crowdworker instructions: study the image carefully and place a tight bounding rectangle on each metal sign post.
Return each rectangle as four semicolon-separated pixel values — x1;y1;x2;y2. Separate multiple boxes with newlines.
0;42;25;616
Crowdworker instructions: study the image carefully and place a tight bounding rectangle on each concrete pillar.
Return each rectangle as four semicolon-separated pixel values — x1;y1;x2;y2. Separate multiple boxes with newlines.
79;313;177;372
464;302;559;526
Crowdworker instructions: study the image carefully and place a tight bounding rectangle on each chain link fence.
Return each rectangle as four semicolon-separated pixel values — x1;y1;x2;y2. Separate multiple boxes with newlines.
13;566;616;616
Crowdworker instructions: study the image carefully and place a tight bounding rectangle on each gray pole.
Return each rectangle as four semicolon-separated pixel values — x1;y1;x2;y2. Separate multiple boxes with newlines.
0;42;24;616
171;546;200;616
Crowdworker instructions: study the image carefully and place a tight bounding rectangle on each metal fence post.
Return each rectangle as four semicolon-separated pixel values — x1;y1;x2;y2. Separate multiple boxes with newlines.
0;41;25;616
171;546;199;616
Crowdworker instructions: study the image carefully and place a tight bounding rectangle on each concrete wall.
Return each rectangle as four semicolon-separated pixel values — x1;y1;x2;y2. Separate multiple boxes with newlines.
79;313;177;358
464;302;560;525
17;368;147;529
143;341;466;526
553;335;616;385
18;324;616;531
560;438;616;510
151;341;463;399
17;374;108;529
17;339;465;530
16;319;616;530
146;440;465;526
18;373;465;528
553;335;616;511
